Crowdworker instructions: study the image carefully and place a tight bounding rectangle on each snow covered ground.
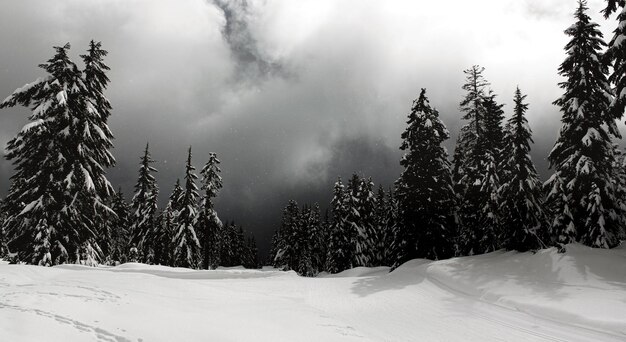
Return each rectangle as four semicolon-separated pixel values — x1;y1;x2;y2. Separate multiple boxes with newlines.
1;244;625;341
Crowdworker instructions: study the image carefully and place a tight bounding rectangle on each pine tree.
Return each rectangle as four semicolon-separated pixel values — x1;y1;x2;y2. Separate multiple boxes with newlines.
0;199;7;258
243;234;258;269
130;143;159;262
345;174;364;267
452;65;490;189
603;0;626;119
373;185;387;264
0;42;115;265
382;187;399;266
482;91;506;156
499;88;547;251
354;177;377;267
107;189;131;264
394;89;456;266
295;204;316;276
326;179;352;273
545;1;622;249
309;203;327;273
154;179;182;266
220;221;238;266
272;200;300;270
198;152;223;269
172;147;201;268
454;66;503;255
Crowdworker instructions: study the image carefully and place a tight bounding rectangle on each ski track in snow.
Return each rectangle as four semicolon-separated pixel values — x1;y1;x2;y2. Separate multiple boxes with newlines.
1;245;625;341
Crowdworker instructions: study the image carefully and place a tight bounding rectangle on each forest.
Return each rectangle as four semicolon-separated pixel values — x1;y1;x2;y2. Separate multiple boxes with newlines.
0;1;625;277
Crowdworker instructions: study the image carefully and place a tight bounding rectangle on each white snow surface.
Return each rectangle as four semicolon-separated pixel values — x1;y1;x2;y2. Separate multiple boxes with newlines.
1;244;625;341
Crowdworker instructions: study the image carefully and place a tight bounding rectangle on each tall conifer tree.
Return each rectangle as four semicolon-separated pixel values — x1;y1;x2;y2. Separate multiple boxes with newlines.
394;89;456;266
326;179;352;273
499;88;547;251
130;143;159;262
545;1;622;249
1;42;115;265
172;147;201;268
198;152;223;269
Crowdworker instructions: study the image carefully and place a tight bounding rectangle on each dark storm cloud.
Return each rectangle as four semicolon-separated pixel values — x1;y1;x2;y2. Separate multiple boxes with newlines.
0;0;619;257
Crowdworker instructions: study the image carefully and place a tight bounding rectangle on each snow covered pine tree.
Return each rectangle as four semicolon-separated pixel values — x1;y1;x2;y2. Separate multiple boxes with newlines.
545;1;623;250
499;87;547;251
453;66;503;255
130;143;159;263
172;147;202;268
394;89;456;267
198;152;223;269
326;179;352;273
0;42;115;265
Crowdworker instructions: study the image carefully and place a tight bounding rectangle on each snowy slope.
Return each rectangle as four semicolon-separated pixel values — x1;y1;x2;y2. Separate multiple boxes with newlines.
1;244;624;341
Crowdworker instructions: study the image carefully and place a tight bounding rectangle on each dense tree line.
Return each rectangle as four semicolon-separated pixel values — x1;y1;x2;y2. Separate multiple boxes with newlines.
270;1;626;275
0;42;258;268
122;145;258;269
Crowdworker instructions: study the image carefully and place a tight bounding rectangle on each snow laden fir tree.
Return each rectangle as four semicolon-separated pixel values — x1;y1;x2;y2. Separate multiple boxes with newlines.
545;1;623;249
198;152;223;269
130;143;159;263
393;89;455;267
498;87;547;251
453;66;505;255
0;42;115;265
172;147;202;268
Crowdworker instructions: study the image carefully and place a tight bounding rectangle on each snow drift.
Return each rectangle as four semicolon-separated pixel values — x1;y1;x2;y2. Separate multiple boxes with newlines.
0;244;624;341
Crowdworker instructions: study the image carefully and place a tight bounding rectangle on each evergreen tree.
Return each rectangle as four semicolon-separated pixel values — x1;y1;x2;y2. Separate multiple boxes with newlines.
394;89;456;266
198;152;223;269
172;147;201;268
295;205;316;276
0;199;7;258
155;179;183;266
326;179;352;273
0;42;115;265
373;185;387;264
382;187;399;266
454;66;503;255
545;1;622;249
345;174;363;266
499;88;547;251
243;234;259;269
309;203;327;273
354;177;377;267
107;189;131;264
603;0;626;119
130;143;159;262
272;200;300;270
452;65;489;189
482;90;506;160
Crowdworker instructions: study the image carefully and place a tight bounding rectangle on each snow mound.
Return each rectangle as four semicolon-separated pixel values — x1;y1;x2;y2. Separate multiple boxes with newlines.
424;243;626;336
1;244;624;341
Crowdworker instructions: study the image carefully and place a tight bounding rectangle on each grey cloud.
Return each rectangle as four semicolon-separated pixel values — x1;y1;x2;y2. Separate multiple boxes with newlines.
210;0;286;82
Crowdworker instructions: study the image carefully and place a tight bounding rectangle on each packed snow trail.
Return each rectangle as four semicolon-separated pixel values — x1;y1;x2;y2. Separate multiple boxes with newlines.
1;244;625;341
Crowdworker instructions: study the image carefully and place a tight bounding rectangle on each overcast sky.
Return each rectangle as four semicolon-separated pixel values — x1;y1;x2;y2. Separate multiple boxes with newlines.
0;0;620;257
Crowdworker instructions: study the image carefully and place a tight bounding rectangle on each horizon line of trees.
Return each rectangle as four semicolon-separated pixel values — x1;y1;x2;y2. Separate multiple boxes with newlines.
269;1;626;276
